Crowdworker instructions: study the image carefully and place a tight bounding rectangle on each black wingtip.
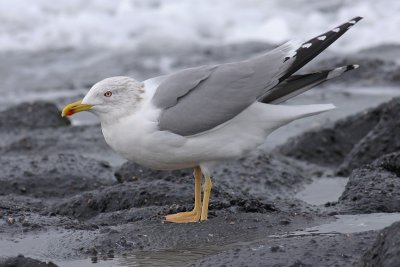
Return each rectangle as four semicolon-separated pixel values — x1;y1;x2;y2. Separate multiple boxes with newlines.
352;16;363;22
345;64;360;71
278;17;363;82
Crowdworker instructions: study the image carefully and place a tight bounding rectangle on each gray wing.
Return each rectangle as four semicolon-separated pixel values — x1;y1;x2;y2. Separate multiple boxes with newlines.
151;42;296;136
151;16;362;136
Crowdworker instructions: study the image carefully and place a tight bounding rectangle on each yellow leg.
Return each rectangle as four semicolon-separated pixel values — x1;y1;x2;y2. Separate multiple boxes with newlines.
165;167;202;223
200;175;212;221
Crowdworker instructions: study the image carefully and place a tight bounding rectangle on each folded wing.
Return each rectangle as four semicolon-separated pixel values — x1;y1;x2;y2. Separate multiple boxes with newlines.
151;17;362;136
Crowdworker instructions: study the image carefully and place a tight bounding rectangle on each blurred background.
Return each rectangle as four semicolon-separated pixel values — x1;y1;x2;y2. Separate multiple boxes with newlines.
1;0;399;52
1;0;399;131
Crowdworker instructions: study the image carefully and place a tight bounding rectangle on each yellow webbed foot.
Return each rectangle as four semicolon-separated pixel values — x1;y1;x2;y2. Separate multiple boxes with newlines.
165;210;201;223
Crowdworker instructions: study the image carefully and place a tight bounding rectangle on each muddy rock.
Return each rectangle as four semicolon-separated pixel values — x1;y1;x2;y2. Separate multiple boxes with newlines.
213;152;312;199
115;162;192;183
1;125;119;164
52;180;194;220
358;221;400;267
88;212;317;254
357;222;400;267
338;98;400;175
278;106;381;167
116;151;310;200
189;231;376;267
0;102;69;130
51;175;276;222
279;97;400;176
339;152;400;213
0;153;116;198
0;255;58;267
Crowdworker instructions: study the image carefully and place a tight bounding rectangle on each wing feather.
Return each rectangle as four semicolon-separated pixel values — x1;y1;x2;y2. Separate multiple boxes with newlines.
151;42;295;136
151;17;363;136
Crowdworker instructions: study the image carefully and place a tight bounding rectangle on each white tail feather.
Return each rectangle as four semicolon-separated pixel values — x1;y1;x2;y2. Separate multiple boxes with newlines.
261;103;336;126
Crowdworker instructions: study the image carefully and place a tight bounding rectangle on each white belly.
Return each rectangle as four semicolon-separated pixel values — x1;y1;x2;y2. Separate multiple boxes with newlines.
101;102;335;171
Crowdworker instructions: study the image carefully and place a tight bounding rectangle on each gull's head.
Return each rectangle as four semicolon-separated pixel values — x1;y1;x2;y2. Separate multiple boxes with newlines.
62;76;144;122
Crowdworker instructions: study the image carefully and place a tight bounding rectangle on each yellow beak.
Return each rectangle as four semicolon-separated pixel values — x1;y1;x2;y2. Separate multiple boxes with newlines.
61;100;93;117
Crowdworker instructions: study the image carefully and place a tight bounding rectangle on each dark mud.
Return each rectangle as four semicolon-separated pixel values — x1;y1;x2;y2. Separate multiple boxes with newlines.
0;102;69;130
0;154;115;198
1;43;400;266
279;97;400;176
339;152;400;213
338;98;400;175
116;152;313;200
0;255;58;267
358;221;400;267
190;231;377;267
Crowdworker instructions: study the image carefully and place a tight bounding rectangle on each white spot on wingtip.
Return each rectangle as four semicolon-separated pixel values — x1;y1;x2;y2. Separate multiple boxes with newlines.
353;64;359;69
317;36;326;41
349;20;356;24
302;43;312;48
332;28;340;32
286;50;297;60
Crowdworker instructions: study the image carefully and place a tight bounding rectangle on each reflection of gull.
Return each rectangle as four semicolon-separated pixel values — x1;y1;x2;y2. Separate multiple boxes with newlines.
62;17;362;223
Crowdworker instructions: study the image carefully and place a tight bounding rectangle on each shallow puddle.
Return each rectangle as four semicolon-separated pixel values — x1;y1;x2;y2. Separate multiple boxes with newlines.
56;248;218;267
272;212;400;238
2;174;400;267
54;212;400;267
295;177;349;205
1;212;395;267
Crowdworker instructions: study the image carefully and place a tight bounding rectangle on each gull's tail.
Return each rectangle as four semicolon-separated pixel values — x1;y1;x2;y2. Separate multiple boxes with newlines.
258;102;336;133
260;64;359;104
264;103;336;121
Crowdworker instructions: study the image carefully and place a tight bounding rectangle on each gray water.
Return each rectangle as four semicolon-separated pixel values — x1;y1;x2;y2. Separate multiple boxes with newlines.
296;177;349;205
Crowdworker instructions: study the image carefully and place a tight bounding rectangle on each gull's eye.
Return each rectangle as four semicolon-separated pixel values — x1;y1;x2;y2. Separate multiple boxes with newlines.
104;91;112;97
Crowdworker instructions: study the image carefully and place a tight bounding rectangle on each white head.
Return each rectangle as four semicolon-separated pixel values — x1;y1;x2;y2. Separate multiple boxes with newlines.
62;76;145;123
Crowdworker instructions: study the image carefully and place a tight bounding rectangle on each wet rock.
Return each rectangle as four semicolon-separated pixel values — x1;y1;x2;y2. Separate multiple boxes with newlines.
358;221;400;267
213;152;310;199
0;153;116;198
358;44;400;67
0;195;45;215
279;97;400;175
52;180;193;220
116;152;308;199
115;162;192;183
189;232;376;267
278;107;380;167
0;101;69;130
1;125;119;164
339;152;400;213
89;212;314;253
51;175;276;222
338;98;400;175
0;255;58;267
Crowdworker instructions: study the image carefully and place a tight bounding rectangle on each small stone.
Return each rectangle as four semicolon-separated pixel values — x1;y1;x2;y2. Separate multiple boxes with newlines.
270;245;285;252
22;218;30;227
7;217;15;225
279;219;291;225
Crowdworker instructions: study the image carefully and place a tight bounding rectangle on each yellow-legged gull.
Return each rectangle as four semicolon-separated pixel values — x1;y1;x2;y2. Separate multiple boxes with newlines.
62;17;362;223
